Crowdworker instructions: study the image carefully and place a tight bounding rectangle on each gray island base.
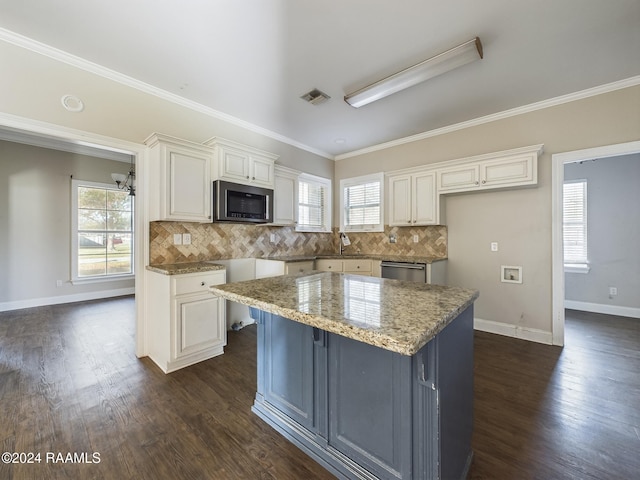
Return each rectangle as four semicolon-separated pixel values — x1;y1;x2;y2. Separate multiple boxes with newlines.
211;272;478;480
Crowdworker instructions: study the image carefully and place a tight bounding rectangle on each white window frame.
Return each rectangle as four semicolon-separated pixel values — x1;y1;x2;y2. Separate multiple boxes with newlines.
71;179;135;284
340;172;384;232
563;179;589;273
296;173;332;233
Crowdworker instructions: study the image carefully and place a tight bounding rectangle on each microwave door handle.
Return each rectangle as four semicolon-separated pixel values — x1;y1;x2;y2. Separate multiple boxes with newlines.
266;195;270;220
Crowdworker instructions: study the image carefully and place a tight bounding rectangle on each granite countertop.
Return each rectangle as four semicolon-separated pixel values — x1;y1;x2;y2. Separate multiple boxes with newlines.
210;271;478;356
263;254;447;264
147;262;226;275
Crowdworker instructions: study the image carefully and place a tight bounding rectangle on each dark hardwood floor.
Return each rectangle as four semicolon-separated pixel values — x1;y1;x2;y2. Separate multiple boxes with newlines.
1;300;638;479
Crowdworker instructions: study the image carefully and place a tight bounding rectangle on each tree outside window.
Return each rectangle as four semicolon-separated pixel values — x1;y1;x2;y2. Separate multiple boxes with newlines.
73;180;134;280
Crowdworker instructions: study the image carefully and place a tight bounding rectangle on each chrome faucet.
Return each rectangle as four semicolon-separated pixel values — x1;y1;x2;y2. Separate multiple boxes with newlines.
339;232;350;255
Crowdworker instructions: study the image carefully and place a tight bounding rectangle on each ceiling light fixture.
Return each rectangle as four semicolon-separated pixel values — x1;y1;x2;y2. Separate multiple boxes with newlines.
111;156;136;196
61;94;84;112
344;37;483;108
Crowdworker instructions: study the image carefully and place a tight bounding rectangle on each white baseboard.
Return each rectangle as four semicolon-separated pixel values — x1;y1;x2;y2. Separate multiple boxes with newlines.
564;300;640;319
474;317;553;345
0;287;135;313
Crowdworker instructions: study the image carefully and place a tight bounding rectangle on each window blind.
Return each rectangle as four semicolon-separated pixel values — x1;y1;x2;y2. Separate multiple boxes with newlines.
563;180;587;264
296;173;331;233
298;179;324;229
344;181;381;227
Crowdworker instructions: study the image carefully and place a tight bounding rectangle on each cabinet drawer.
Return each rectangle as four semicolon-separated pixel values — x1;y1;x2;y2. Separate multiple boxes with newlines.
343;259;372;273
315;259;344;272
285;261;315;275
174;272;225;296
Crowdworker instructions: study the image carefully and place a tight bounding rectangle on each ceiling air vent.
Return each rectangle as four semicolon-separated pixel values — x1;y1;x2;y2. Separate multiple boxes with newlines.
300;88;331;105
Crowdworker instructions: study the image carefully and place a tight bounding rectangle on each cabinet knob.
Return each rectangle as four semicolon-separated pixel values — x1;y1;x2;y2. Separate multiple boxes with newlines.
252;176;255;180
482;180;486;184
475;181;479;185
328;266;332;269
357;266;360;269
200;281;205;286
246;175;250;179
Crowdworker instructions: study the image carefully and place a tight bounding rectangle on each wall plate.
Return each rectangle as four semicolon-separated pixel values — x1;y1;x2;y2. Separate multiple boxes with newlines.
501;265;522;284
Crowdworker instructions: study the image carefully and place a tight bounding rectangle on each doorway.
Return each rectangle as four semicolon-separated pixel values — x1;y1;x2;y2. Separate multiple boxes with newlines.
0;121;146;357
551;140;640;346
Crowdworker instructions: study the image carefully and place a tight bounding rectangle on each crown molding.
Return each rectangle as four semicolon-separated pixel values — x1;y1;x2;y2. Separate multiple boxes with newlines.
335;75;640;161
0;27;334;160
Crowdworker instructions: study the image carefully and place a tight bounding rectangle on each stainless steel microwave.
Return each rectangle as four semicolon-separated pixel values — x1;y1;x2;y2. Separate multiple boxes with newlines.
212;180;273;223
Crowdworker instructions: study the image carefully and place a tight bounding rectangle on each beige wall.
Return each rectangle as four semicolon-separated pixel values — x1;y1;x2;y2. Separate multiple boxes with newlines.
0;140;135;309
335;85;640;336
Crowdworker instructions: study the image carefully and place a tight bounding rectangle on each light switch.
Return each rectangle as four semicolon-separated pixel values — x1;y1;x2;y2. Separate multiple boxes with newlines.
182;233;191;245
491;242;499;252
173;234;182;245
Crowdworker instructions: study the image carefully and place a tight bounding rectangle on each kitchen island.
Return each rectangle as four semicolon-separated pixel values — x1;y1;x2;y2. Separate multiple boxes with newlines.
210;272;478;480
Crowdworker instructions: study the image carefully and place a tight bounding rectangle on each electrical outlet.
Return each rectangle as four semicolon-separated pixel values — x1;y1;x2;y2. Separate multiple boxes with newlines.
609;287;618;296
182;233;191;245
270;233;276;243
173;233;182;245
491;242;499;252
413;234;419;243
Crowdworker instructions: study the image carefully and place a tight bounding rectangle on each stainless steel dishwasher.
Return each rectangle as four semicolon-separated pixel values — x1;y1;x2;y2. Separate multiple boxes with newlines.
380;261;427;283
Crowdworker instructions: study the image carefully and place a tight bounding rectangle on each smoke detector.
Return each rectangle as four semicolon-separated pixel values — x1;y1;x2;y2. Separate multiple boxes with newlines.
300;88;331;105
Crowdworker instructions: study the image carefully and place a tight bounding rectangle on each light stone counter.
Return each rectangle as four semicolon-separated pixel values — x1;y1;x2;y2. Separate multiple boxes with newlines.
210;271;478;356
146;262;225;275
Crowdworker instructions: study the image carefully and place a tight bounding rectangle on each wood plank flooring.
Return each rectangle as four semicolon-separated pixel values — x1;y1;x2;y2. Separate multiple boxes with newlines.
1;299;638;479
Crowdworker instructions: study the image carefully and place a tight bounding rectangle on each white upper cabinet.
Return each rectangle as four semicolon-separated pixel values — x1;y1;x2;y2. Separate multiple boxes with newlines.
437;145;542;194
146;133;212;222
272;165;300;226
388;169;437;226
206;137;277;188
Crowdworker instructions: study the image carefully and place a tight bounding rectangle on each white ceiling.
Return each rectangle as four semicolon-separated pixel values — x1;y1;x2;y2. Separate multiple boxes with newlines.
1;0;639;158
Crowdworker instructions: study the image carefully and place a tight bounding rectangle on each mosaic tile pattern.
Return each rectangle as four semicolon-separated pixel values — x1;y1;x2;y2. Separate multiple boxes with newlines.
149;222;447;265
338;225;447;258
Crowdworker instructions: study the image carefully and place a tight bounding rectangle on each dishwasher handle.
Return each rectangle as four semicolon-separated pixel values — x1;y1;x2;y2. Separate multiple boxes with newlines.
381;262;426;270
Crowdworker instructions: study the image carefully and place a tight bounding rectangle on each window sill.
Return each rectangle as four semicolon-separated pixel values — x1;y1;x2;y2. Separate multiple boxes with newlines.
564;264;590;274
71;274;135;285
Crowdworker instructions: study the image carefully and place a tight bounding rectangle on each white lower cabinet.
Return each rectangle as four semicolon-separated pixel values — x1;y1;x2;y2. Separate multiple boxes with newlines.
315;259;381;277
148;270;226;373
285;261;315;275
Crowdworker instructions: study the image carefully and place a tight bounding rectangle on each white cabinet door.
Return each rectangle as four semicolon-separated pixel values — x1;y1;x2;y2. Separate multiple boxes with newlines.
315;259;344;272
388;174;412;226
207;137;277;188
167;148;211;221
285;261;315;275
250;155;275;187
176;295;225;358
388;171;437;226
481;154;535;188
219;145;250;183
437;164;480;193
437;148;539;194
412;171;437;225
273;166;299;225
146;133;212;222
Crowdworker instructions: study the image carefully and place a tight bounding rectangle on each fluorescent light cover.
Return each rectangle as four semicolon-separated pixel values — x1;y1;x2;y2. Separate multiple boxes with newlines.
344;37;483;108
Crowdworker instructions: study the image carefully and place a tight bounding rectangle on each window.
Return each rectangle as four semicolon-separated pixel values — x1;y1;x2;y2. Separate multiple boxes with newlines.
297;173;331;232
72;180;134;282
340;173;384;232
563;180;588;272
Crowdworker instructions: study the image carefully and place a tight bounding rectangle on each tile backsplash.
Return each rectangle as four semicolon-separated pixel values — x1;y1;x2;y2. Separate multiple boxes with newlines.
149;221;447;264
